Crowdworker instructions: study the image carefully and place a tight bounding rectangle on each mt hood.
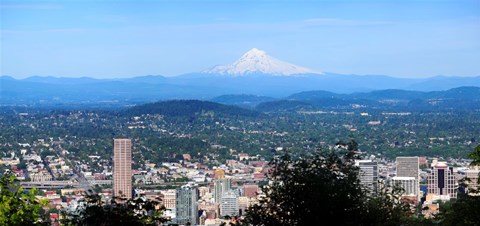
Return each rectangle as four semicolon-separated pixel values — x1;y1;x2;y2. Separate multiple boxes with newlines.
204;48;321;76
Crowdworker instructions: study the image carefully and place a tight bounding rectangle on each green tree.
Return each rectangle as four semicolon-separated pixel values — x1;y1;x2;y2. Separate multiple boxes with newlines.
0;173;49;226
241;141;416;226
61;194;169;226
433;192;480;226
361;182;421;226
468;144;480;168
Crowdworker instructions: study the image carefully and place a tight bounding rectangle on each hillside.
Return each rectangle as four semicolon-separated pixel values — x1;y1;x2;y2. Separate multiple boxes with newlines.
256;100;315;112
211;94;276;108
124;100;262;118
255;86;480;112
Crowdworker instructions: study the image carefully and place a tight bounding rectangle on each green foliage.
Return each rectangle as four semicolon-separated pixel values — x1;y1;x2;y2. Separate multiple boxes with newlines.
61;194;169;226
241;141;416;226
433;193;480;226
361;182;416;226
468;144;480;166
0;173;49;226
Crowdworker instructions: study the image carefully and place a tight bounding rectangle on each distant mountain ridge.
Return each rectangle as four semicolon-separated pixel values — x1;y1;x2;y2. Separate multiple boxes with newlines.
252;86;480;112
1;48;479;105
1;74;479;107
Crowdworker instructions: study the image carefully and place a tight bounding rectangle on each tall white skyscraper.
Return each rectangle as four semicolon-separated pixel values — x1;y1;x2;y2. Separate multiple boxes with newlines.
113;138;132;199
396;156;419;198
220;190;239;217
355;160;379;194
396;157;419;178
391;177;419;196
214;178;231;204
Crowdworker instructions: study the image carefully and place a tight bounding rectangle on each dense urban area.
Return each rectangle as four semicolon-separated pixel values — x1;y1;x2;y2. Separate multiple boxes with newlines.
1;96;479;225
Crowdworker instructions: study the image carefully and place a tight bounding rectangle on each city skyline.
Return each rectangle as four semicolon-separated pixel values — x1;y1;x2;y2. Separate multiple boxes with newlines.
1;0;479;79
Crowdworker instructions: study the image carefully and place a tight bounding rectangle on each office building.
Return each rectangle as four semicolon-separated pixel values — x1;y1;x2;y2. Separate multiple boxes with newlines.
214;178;231;204
396;157;419;197
391;177;419;196
396;157;419;178
355;160;378;194
464;168;480;193
113;138;132;199
427;162;457;199
220;190;239;217
176;184;198;225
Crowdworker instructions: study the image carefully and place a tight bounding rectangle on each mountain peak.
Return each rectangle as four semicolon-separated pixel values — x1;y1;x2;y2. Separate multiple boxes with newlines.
242;48;267;58
204;48;321;76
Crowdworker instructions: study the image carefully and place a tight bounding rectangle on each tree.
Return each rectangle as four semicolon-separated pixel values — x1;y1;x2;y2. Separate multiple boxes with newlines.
468;144;480;167
432;191;480;226
361;182;419;226
61;194;169;226
241;141;416;226
469;144;480;194
0;172;49;226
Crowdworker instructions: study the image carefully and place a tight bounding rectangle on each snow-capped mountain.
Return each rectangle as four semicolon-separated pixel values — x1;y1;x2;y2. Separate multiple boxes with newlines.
204;48;321;76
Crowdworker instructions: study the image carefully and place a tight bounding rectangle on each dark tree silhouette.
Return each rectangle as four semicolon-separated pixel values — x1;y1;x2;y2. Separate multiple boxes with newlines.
241;140;416;226
61;194;169;226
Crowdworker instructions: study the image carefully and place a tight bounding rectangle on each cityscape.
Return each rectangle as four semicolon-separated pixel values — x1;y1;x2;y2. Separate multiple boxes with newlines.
2;133;479;225
1;0;480;226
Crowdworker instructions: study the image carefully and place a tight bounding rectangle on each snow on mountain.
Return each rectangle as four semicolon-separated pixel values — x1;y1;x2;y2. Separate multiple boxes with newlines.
204;48;322;76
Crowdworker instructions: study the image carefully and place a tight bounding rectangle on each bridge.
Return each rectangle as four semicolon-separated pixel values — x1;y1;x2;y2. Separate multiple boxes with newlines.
20;180;79;189
20;179;112;190
20;177;264;190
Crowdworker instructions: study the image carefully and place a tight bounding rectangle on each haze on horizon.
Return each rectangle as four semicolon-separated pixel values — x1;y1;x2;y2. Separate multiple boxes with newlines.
1;0;479;79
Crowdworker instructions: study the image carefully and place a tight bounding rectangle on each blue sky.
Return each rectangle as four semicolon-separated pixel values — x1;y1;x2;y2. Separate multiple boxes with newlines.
1;0;479;78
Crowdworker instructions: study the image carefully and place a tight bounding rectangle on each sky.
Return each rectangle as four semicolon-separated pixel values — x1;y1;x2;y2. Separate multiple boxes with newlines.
1;0;479;79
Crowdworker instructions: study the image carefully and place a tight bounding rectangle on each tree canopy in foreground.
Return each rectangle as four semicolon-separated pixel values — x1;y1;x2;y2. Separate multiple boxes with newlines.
0;172;49;226
61;194;169;226
241;141;419;226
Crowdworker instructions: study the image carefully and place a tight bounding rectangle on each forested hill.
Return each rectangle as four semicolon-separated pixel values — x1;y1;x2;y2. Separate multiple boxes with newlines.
254;86;480;112
124;100;262;118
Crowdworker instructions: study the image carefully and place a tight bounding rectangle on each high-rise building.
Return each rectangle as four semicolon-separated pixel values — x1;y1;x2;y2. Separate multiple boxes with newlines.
396;157;419;198
427;162;457;199
396;157;419;178
220;190;239;217
391;177;419;196
214;178;231;204
176;184;199;225
464;168;480;193
160;189;177;210
355;160;379;194
113;138;132;199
